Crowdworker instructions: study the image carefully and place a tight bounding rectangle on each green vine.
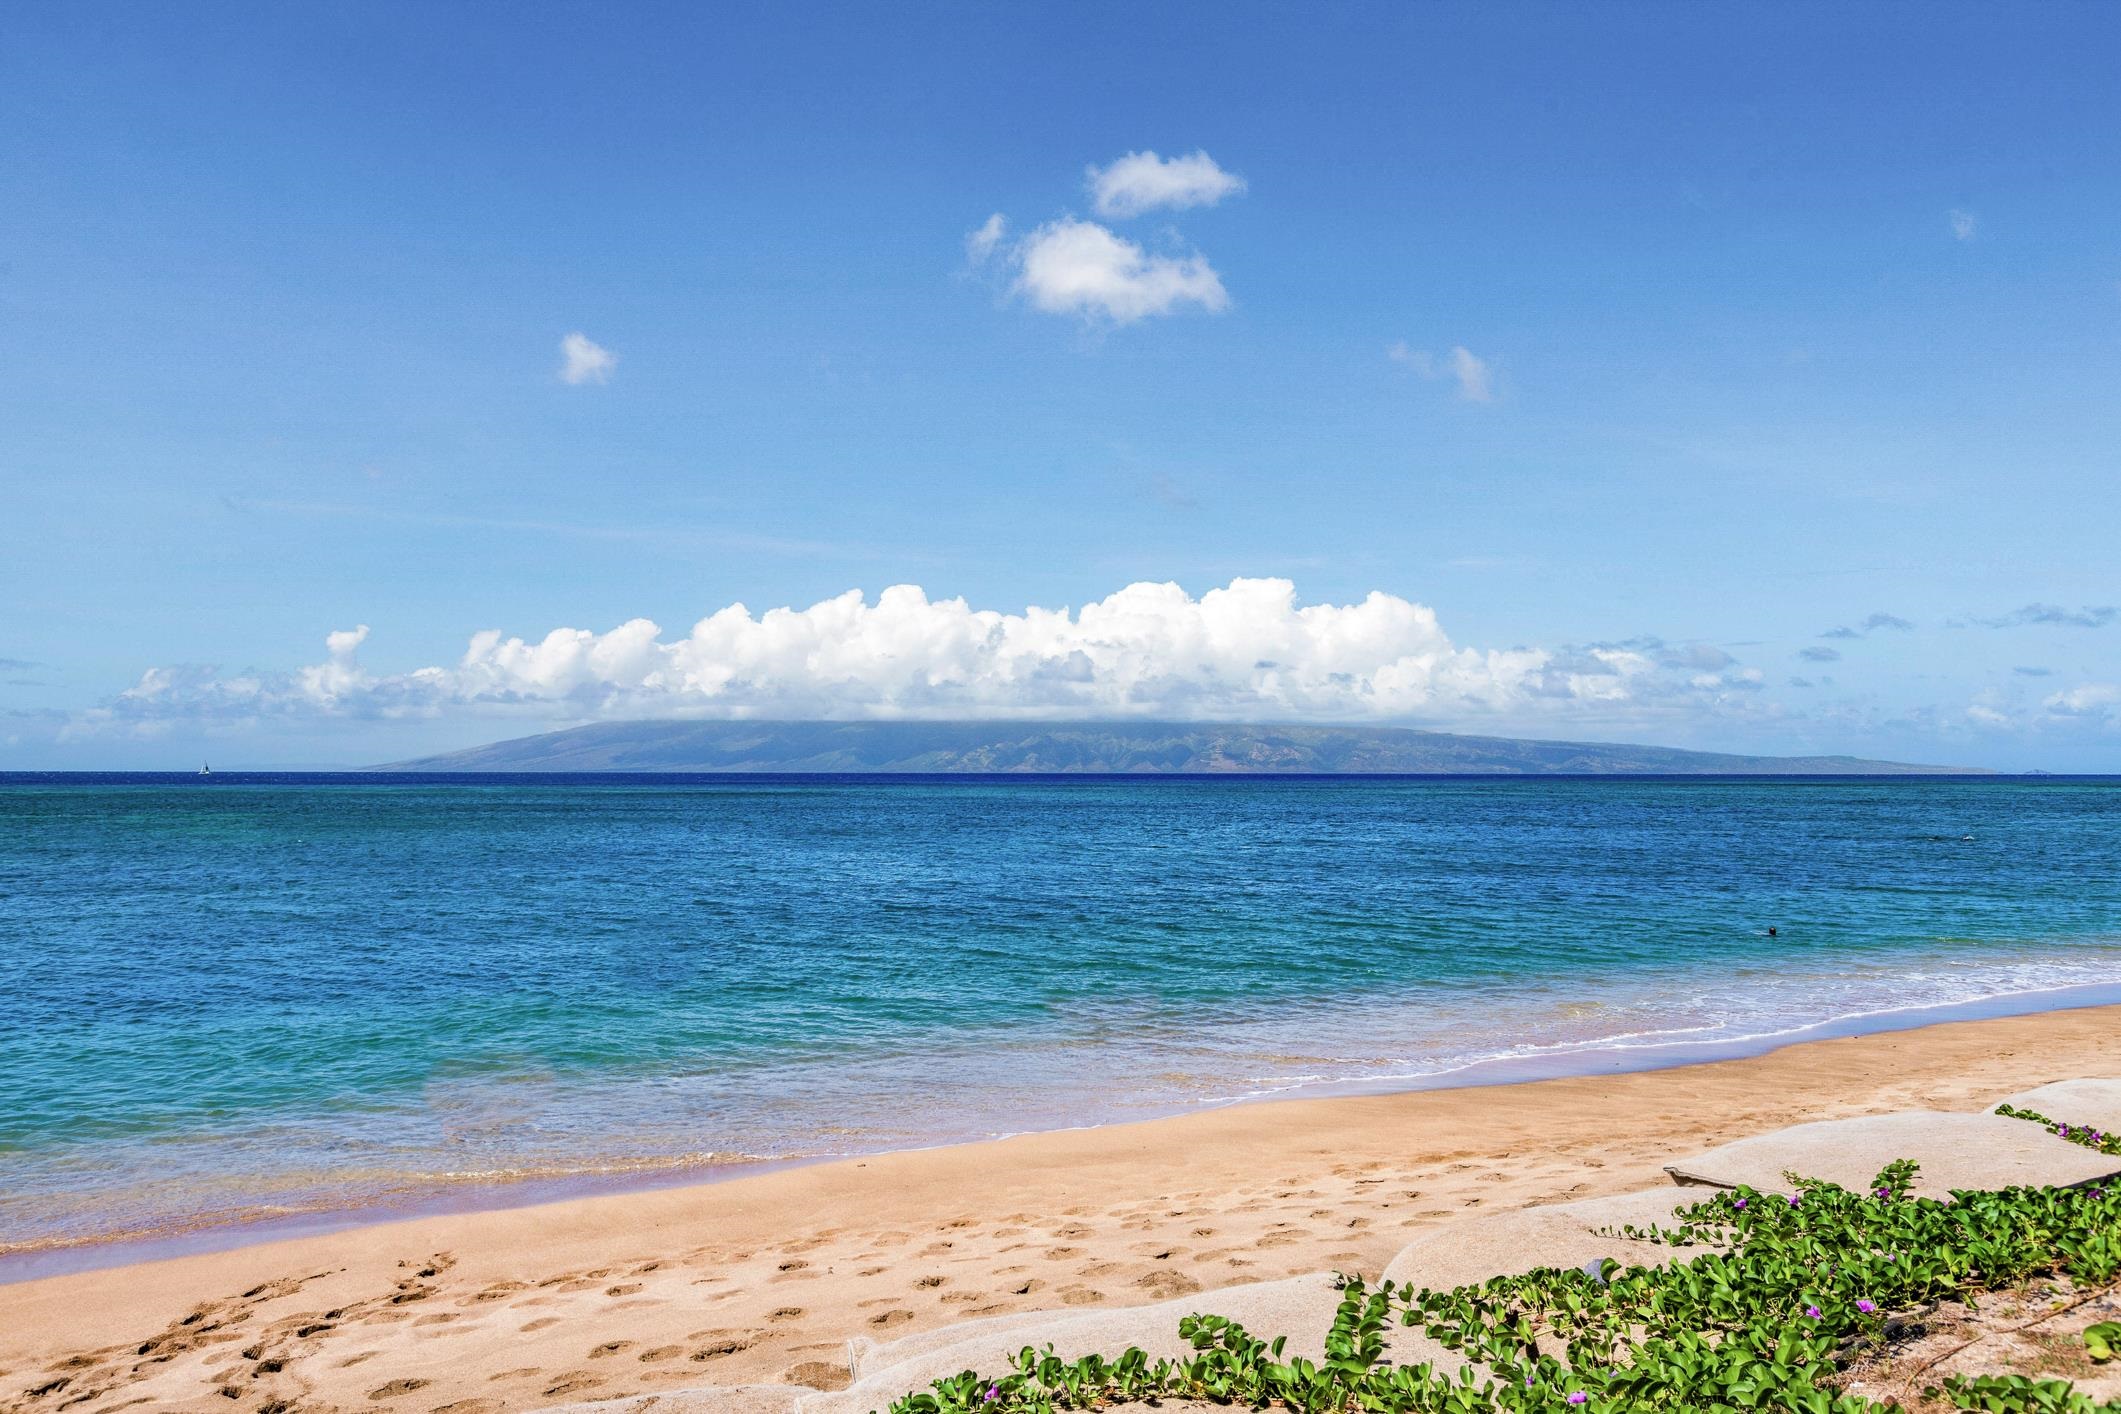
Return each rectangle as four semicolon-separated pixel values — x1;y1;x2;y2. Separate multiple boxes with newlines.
885;1128;2121;1414
1997;1104;2121;1158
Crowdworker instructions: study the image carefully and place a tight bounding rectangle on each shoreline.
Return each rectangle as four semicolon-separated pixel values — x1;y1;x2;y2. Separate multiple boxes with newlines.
4;1005;2119;1413
7;979;2120;1287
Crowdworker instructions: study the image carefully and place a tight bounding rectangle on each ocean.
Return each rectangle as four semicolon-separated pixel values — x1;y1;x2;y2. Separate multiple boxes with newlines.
3;774;2118;1271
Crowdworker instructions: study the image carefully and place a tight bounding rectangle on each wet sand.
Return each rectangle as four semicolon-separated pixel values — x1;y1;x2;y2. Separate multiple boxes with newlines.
3;1004;2117;1414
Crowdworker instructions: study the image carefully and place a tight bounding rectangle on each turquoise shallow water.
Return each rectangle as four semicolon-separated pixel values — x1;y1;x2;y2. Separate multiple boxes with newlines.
3;774;2119;1259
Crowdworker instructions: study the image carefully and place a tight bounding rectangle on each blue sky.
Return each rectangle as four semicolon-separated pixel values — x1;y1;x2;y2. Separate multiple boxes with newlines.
4;2;2118;769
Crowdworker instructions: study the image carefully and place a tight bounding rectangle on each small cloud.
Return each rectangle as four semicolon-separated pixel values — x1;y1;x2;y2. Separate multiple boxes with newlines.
1088;150;1246;219
2013;665;2053;677
0;657;37;672
1657;642;1735;672
1798;646;1842;663
965;213;1007;264
559;332;616;386
2044;683;2121;716
1011;218;1228;323
1388;342;1495;403
1148;474;1198;511
1821;612;1913;640
1950;209;1978;241
1974;603;2118;629
1966;703;2012;727
1788;676;1815;688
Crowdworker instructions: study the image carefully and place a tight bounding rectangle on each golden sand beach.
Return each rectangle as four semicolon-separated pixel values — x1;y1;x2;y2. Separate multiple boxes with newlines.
4;1005;2118;1414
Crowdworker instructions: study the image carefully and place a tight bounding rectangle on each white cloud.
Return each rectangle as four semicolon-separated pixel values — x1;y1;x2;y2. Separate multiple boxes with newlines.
2045;683;2120;718
1949;209;1978;241
75;580;1794;736
1012;218;1228;323
559;332;616;386
1088;150;1246;219
1388;342;1495;403
965;213;1007;264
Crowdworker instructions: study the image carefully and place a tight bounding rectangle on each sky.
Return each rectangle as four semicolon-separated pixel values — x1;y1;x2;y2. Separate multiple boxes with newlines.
3;1;2119;770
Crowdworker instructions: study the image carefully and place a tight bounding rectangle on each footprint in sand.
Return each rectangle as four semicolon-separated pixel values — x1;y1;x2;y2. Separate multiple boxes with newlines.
520;1317;562;1332
769;1307;805;1321
914;1276;946;1288
1059;1290;1104;1306
463;1282;526;1305
867;1309;915;1328
588;1341;635;1359
786;1360;854;1391
604;1283;643;1296
542;1371;604;1397
366;1377;431;1399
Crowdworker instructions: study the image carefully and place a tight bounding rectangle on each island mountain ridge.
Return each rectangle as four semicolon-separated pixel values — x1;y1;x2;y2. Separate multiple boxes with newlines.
377;721;1983;775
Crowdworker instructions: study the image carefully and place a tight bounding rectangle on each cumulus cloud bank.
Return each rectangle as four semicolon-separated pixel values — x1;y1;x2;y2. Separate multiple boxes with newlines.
74;580;1777;736
1088;150;1246;218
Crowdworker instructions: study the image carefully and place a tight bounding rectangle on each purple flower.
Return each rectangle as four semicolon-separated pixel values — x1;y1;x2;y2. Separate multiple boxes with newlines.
1875;1187;1890;1198
1525;1374;1535;1389
1567;1394;1588;1406
1805;1305;1821;1320
984;1385;999;1404
1733;1197;1747;1210
1788;1195;1800;1207
1857;1300;1877;1314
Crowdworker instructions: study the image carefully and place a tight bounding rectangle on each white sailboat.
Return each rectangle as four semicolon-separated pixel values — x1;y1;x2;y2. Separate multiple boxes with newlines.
198;761;211;776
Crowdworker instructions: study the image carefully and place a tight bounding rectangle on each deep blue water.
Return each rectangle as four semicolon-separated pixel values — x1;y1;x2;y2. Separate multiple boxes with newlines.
3;774;2119;1257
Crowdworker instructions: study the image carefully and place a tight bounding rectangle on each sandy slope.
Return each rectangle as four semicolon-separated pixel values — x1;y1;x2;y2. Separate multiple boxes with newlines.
3;1005;2117;1414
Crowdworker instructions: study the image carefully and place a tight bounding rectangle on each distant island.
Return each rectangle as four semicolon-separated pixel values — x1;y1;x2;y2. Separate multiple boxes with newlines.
377;721;1984;775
